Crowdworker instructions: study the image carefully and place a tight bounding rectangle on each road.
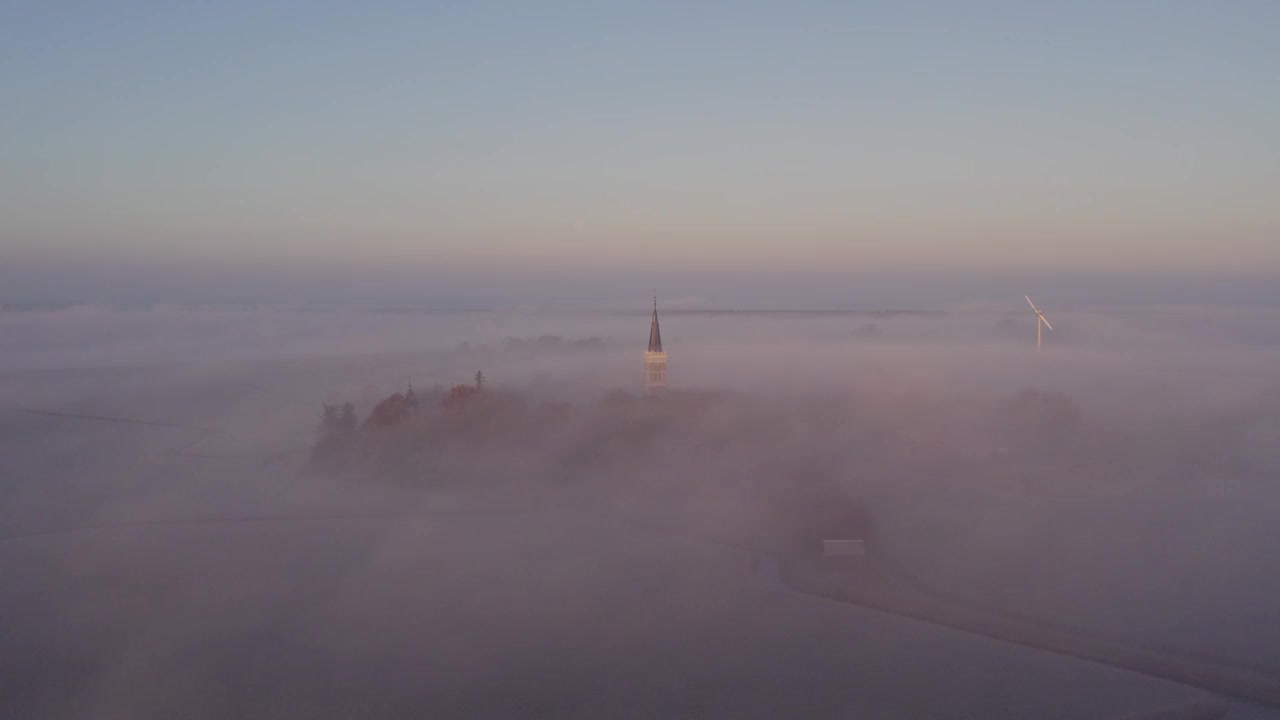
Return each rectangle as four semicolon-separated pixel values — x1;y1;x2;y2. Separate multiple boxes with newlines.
777;550;1280;711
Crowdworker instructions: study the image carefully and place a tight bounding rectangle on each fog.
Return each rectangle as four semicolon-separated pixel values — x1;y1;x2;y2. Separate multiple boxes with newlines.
3;302;1280;719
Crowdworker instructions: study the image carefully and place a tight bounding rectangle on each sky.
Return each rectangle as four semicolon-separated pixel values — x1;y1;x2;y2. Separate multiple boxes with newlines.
2;1;1278;304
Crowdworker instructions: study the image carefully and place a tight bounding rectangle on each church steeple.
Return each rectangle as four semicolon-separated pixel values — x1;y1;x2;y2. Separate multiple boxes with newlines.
648;295;663;353
404;379;419;414
643;295;667;395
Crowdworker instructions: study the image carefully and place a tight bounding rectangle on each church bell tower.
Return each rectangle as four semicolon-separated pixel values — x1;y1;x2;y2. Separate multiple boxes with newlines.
644;296;667;395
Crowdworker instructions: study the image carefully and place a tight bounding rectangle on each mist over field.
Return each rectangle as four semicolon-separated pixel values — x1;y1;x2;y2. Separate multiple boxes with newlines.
2;301;1279;718
6;0;1279;715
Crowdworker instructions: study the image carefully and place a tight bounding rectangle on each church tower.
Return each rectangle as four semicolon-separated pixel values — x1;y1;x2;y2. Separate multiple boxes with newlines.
644;296;667;395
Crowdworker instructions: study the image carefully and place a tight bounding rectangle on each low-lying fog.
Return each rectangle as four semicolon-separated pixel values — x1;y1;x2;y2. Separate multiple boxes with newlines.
2;302;1279;719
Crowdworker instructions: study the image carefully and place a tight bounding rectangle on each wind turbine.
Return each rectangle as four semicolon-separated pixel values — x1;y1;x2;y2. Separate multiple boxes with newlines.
1025;295;1053;352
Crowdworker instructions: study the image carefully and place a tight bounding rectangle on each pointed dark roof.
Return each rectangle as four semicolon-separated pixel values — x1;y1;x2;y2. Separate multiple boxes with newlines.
648;297;663;353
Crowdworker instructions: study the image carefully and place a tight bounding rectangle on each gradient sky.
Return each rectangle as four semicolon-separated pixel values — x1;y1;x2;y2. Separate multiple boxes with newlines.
3;1;1278;284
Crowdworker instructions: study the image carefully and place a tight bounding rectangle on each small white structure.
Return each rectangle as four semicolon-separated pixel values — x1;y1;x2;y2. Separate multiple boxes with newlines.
823;539;865;557
1025;294;1054;352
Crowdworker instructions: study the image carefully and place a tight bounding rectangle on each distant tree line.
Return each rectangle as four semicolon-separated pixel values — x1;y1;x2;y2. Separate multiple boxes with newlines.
318;402;357;435
316;371;489;440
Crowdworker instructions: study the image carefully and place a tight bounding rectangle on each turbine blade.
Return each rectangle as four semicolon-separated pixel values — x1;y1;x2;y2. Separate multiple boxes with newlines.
1025;295;1038;312
1040;315;1053;331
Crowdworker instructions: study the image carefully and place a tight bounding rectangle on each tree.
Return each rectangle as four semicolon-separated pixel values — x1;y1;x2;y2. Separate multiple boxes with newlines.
442;383;478;409
339;402;357;433
367;393;409;428
319;403;340;434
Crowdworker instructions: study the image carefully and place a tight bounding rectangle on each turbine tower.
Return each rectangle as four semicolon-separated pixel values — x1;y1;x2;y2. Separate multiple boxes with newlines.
1025;295;1054;352
644;295;667;395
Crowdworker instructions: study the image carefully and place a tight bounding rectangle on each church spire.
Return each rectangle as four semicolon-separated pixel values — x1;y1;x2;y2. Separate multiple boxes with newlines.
644;294;667;395
648;295;663;353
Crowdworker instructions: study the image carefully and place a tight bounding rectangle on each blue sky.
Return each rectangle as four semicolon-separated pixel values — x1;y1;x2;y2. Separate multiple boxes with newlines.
2;1;1278;303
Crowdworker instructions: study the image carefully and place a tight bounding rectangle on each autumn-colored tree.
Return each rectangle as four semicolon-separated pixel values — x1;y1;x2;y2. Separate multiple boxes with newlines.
442;383;478;409
367;393;410;428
